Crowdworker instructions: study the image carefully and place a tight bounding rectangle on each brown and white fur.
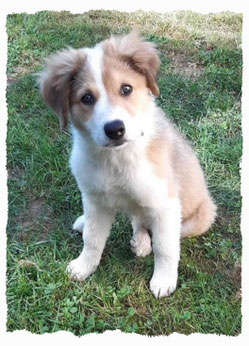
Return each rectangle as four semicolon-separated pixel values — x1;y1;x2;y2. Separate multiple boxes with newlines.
38;32;217;298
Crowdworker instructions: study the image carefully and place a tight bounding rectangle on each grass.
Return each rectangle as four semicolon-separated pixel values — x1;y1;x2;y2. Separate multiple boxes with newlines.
6;10;242;336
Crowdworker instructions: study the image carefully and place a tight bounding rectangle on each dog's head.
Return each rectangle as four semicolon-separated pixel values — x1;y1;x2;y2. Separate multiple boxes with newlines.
38;31;160;148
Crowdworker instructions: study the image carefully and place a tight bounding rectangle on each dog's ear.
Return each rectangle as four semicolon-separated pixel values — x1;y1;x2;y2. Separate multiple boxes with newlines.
108;31;160;97
37;48;85;128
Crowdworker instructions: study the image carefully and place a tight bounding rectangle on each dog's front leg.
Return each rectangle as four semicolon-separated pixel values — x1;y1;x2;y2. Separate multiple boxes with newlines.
150;197;181;298
67;197;115;281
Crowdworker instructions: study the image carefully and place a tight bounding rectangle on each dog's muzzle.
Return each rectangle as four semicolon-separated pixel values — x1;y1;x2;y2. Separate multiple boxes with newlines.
104;119;126;141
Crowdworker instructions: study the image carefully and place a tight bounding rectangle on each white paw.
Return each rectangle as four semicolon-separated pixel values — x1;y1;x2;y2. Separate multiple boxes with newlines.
72;215;85;233
67;256;94;282
150;274;177;298
130;231;152;257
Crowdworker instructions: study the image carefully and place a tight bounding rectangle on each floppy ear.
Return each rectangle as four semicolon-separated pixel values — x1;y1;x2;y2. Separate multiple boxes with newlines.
37;48;85;128
109;31;160;97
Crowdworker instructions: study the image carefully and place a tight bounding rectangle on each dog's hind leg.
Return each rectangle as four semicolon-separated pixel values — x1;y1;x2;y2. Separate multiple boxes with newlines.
181;197;217;238
73;215;85;233
130;216;152;257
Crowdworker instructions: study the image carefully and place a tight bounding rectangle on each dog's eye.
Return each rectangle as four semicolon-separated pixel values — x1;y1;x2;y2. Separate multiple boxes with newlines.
120;84;133;96
81;93;95;105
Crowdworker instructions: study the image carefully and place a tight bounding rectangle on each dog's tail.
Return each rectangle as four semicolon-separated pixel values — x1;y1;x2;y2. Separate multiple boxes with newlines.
181;196;217;238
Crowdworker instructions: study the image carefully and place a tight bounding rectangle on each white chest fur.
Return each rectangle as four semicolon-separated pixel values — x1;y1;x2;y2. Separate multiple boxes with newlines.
70;129;168;215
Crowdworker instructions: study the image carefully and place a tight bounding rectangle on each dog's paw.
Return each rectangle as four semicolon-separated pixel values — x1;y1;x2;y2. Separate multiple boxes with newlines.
130;231;152;257
72;215;85;233
149;274;177;298
67;257;94;282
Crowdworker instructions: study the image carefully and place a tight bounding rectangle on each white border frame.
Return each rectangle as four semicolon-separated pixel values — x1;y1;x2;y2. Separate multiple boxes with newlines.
1;1;247;345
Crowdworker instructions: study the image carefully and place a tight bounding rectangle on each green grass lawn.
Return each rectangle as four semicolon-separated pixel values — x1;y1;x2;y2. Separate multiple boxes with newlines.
6;10;242;336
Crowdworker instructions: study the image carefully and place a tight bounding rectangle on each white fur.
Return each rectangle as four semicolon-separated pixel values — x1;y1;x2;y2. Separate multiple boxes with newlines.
66;44;182;298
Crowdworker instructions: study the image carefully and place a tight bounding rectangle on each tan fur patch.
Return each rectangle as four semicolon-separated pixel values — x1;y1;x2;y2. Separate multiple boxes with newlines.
70;59;99;130
102;31;160;97
146;137;177;199
38;48;86;128
102;56;151;116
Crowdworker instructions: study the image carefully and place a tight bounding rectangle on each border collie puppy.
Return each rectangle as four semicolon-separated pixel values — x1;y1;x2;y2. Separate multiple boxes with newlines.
38;32;216;298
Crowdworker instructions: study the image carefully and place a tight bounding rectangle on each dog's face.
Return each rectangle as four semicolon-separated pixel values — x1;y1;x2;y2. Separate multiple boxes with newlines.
38;32;160;148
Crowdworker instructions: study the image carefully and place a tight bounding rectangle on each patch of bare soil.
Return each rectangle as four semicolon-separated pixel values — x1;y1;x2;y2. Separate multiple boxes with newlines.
165;52;203;79
8;167;24;180
16;197;53;241
7;66;30;86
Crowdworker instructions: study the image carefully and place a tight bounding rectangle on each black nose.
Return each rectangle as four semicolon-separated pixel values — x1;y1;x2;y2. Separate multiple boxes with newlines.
104;120;125;140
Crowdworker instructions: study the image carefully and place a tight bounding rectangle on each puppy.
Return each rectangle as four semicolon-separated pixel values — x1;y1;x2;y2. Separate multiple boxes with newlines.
38;32;216;298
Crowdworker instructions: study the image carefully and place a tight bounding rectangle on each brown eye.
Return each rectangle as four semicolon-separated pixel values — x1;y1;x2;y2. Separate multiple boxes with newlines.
120;84;133;96
81;93;95;105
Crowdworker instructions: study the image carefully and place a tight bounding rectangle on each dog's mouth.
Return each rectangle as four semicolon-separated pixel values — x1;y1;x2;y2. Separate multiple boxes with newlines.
103;131;144;149
104;139;129;148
